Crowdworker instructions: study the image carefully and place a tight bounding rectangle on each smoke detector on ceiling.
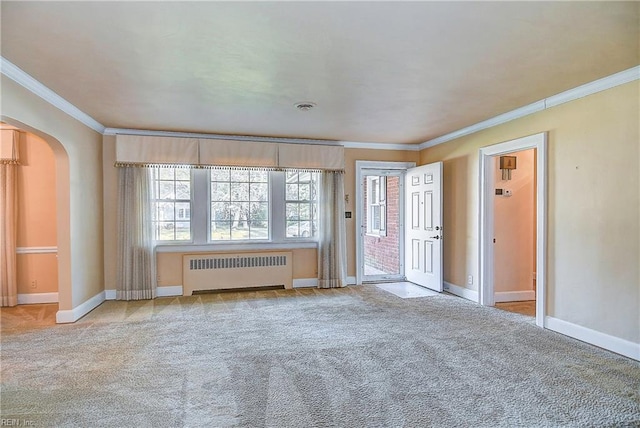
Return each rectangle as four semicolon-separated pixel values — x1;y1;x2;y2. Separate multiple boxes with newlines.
294;102;316;111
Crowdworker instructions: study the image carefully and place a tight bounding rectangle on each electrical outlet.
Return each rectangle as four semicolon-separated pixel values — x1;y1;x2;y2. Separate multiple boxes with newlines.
30;280;37;289
467;275;473;285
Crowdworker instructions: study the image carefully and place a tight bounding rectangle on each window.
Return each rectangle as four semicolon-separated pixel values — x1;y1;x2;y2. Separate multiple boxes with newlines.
151;167;319;244
210;169;269;240
151;167;192;241
285;171;318;238
367;176;386;236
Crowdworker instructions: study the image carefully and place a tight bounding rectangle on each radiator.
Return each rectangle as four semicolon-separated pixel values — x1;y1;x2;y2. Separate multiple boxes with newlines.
182;252;293;296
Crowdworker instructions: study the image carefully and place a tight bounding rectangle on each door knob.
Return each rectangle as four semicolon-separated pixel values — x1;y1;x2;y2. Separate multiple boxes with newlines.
430;235;440;239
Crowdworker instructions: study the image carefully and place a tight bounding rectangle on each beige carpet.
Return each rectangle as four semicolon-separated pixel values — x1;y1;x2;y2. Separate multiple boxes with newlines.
1;286;639;427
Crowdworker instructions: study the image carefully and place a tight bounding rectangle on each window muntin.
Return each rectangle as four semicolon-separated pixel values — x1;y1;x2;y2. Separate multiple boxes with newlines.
151;167;192;241
285;171;318;239
210;169;269;241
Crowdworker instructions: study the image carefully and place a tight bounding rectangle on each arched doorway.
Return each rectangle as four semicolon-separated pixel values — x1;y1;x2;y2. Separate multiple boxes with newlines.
1;117;72;313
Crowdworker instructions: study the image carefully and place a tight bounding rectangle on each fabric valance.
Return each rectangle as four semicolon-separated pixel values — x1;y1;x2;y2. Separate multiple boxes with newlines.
0;130;20;165
199;139;278;169
115;134;345;171
278;143;344;171
116;135;199;166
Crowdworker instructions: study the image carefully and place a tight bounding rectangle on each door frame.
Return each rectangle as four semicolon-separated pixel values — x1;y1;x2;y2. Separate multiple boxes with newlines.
478;132;547;327
355;161;416;285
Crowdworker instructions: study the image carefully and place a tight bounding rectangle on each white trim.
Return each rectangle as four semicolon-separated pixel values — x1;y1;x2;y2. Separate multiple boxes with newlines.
545;316;640;361
355;161;415;285
56;291;105;323
17;292;58;304
479;132;547;328
156;241;318;253
494;290;535;303
443;281;479;302
1;56;105;134
16;246;57;254
157;285;183;297
347;276;356;285
420;65;640;149
105;289;116;300
293;278;318;288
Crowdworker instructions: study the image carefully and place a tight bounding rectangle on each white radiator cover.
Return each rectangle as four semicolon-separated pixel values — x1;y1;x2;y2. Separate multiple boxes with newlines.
182;252;293;296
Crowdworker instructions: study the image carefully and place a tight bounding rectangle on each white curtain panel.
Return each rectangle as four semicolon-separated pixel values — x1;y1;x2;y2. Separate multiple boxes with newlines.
0;164;18;306
116;166;156;300
318;171;347;288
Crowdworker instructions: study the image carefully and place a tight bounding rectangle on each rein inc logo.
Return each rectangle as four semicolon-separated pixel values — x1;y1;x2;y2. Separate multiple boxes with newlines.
1;420;35;427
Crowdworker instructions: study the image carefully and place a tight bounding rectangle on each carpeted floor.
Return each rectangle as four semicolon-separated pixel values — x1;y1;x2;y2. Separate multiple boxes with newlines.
1;286;639;427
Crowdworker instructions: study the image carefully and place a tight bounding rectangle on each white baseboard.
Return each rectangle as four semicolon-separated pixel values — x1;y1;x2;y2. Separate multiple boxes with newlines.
157;285;183;297
56;291;105;324
105;286;183;299
494;290;535;303
293;277;356;288
444;281;479;302
545;316;640;361
17;292;59;304
293;278;318;288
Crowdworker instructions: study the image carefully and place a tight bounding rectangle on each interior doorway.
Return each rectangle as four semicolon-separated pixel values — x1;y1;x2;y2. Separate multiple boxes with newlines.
492;148;536;317
479;133;547;327
355;161;415;284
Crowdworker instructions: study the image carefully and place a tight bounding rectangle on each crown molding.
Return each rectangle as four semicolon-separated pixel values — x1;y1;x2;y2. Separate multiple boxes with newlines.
341;140;420;151
420;65;640;150
1;56;105;134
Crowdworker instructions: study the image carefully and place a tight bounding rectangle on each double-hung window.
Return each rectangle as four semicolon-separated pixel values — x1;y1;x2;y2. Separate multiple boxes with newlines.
367;175;387;236
285;171;318;239
151;167;192;242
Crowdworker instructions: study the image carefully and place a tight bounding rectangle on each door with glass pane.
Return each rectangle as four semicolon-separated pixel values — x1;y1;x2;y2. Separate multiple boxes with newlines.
361;169;404;282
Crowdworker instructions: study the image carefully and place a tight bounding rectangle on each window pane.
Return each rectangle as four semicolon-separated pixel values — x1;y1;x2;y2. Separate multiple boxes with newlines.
250;183;268;201
286;184;298;200
299;184;311;200
159;181;175;200
159;168;174;180
250;170;268;182
286;203;299;220
230;182;249;201
175;168;190;180
300;204;313;220
230;169;249;182
249;202;269;226
250;223;269;239
211;221;231;240
175;181;190;199
211;169;230;181
211;182;230;201
211;202;230;221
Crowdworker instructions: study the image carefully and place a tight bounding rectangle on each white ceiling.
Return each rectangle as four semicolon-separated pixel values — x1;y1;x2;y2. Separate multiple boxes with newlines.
1;2;638;145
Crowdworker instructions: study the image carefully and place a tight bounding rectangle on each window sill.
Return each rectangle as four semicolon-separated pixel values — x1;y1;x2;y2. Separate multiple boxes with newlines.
155;241;318;253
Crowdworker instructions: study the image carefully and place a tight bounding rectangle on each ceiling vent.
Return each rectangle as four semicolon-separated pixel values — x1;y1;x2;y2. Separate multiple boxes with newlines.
294;102;316;111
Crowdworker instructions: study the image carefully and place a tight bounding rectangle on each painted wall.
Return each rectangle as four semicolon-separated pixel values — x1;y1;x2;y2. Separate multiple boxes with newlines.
420;81;639;343
16;131;58;295
2;75;104;310
493;149;535;294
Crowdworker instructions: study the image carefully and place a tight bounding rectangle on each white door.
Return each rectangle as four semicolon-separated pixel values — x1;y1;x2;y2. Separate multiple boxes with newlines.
405;162;443;291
